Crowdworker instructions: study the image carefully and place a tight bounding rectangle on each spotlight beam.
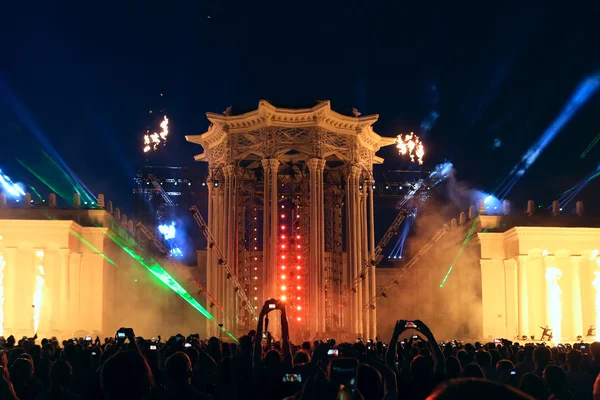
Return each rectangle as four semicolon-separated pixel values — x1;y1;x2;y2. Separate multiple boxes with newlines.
494;73;600;199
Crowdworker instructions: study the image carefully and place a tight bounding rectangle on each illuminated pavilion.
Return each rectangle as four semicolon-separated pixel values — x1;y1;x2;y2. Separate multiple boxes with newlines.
186;100;397;339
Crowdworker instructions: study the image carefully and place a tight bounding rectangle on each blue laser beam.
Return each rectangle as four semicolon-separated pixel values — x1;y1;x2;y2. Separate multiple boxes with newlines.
495;73;600;199
0;76;96;202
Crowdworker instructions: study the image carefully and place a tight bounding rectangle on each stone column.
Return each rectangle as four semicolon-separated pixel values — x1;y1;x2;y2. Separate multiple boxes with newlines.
361;184;370;338
307;158;320;335
4;247;17;334
504;258;519;339
269;159;280;305
68;253;82;333
317;159;326;333
526;250;545;338
224;165;235;331
517;255;529;336
352;166;363;337
216;186;225;327
261;159;271;303
571;257;583;338
206;177;215;337
368;175;377;339
59;249;71;333
15;245;35;333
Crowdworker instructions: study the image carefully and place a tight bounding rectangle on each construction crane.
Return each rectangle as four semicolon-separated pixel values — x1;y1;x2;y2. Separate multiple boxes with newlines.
135;221;224;311
363;226;449;310
345;181;422;298
190;205;258;319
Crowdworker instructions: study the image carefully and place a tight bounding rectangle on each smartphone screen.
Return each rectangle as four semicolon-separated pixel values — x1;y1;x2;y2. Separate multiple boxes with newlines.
85;336;92;341
269;303;276;309
184;343;192;348
117;332;126;339
150;345;157;350
510;370;516;375
282;373;302;383
328;349;339;356
330;358;358;389
405;321;417;329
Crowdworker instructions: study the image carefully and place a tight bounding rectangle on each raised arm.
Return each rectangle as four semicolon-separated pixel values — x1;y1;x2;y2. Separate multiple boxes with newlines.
253;304;268;371
386;320;406;373
280;303;293;369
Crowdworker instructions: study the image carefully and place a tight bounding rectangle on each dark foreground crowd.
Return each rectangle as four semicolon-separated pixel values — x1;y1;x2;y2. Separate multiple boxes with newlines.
0;301;599;400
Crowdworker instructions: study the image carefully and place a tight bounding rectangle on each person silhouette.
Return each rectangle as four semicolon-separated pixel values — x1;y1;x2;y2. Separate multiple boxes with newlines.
587;326;595;337
540;326;552;341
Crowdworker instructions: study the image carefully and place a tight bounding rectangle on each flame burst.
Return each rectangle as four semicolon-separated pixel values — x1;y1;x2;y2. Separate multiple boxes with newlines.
545;267;562;346
33;251;45;334
143;115;169;153
396;132;425;165
592;272;600;341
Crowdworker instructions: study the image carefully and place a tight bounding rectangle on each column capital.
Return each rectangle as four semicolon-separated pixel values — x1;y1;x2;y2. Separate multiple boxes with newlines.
307;158;320;171
350;164;361;176
261;158;271;169
223;164;235;176
268;158;280;170
317;158;326;169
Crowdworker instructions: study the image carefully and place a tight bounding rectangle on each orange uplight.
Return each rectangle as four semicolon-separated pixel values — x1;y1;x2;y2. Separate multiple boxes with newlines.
281;285;287;291
281;214;285;218
281;235;286;239
281;226;286;230
281;275;286;280
281;245;286;249
297;317;301;321
296;276;301;279
297;306;302;311
297;296;301;300
281;266;286;270
282;255;286;259
296;266;301;270
281;205;285;208
281;295;287;301
297;255;301;259
297;245;301;249
296;235;300;239
296;285;301;290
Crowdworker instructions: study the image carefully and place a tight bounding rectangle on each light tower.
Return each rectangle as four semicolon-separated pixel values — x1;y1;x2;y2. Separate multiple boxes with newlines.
186;100;396;339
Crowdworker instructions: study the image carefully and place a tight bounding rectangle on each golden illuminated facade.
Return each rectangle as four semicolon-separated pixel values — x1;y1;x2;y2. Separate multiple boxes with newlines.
478;214;600;342
0;195;207;340
374;204;600;343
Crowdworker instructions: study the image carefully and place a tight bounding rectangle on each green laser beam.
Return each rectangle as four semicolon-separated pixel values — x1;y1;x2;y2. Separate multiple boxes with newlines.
28;186;43;200
440;218;483;288
103;230;238;342
38;212;238;340
16;158;70;201
580;133;600;158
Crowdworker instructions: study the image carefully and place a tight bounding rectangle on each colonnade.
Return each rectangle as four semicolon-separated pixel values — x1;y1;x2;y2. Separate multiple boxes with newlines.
205;159;378;338
0;242;104;337
481;248;600;340
346;166;377;339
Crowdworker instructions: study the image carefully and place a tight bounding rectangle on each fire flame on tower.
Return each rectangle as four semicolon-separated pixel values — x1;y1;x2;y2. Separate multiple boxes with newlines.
545;267;562;346
143;115;169;153
396;132;425;165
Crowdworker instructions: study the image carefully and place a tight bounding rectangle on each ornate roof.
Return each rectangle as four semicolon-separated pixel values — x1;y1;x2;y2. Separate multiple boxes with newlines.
186;100;397;169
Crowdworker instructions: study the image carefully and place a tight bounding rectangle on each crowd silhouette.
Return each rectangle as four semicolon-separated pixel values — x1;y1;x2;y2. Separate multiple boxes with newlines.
0;299;598;399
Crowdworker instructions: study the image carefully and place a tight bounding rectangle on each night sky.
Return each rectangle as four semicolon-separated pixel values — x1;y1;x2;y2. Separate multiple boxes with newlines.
2;0;600;217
